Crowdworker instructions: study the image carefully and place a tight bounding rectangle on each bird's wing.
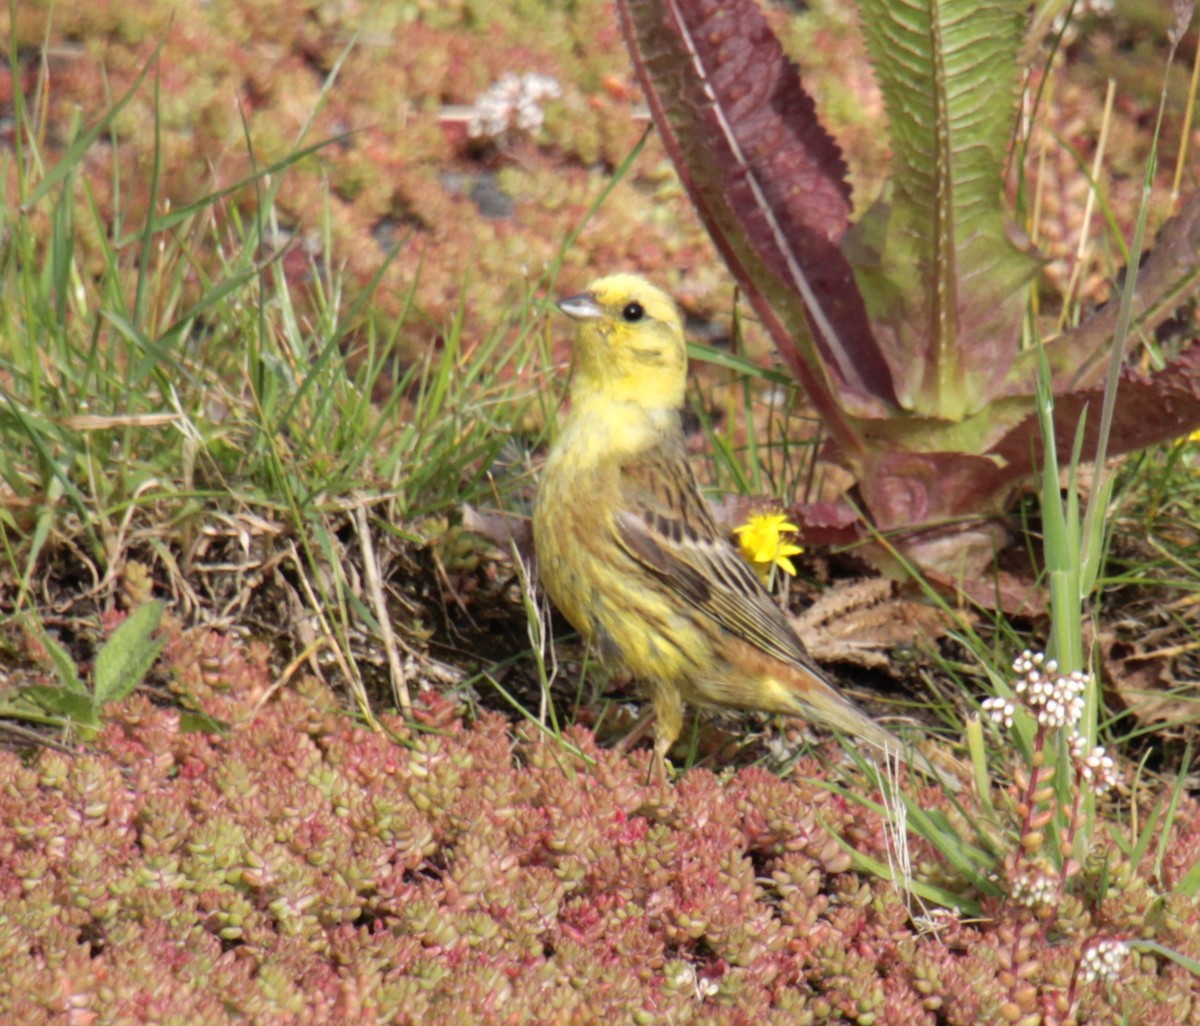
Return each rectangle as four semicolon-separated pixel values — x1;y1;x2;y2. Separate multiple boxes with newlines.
613;440;819;671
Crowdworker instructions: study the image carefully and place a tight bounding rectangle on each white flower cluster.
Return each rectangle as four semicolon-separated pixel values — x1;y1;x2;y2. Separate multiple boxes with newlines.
1012;650;1090;730
468;72;563;139
981;696;1015;729
982;651;1092;732
1080;938;1129;983
1069;732;1120;794
1010;867;1057;908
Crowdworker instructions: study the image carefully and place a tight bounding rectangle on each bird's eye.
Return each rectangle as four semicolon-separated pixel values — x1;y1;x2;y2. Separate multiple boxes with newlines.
621;302;646;323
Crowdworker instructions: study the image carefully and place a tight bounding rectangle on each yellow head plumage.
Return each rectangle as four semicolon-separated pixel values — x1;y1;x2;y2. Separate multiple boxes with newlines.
557;274;687;410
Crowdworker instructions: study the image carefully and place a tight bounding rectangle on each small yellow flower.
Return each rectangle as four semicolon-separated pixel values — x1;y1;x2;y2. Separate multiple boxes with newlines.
734;512;804;580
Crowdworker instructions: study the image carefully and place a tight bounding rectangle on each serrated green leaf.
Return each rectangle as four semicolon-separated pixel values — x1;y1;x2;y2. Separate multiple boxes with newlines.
849;0;1041;418
93;601;165;707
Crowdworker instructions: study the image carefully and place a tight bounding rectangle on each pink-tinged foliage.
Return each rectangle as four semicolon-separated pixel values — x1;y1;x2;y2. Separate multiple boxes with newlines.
2;629;1199;1022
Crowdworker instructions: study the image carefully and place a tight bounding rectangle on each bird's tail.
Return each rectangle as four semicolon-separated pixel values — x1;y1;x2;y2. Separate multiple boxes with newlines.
776;668;903;755
772;664;964;788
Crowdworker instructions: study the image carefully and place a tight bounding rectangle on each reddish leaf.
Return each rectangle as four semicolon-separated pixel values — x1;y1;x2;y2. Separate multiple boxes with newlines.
616;0;897;441
615;0;1200;583
856;450;1015;529
988;343;1200;491
851;345;1200;532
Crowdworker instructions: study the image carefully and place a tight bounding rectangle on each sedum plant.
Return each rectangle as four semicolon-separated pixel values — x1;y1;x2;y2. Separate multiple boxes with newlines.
2;622;1199;1025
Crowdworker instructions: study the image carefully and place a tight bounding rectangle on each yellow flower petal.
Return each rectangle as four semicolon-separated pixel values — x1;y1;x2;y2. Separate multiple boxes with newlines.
734;512;804;576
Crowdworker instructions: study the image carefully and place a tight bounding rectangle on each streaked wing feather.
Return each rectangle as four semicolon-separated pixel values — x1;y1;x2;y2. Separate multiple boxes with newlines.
614;444;819;671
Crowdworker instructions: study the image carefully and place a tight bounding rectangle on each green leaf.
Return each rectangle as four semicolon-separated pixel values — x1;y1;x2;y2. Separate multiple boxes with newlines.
22;685;101;729
22;617;86;694
1126;796;1163;869
179;710;230;735
93;601;165;707
1019;192;1200;393
1134;940;1200;978
837;842;983;915
686;343;793;388
1173;856;1200;899
22;35;169;212
848;0;1042;418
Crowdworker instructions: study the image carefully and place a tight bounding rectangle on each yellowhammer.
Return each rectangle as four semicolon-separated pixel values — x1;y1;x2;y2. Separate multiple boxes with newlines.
532;273;901;772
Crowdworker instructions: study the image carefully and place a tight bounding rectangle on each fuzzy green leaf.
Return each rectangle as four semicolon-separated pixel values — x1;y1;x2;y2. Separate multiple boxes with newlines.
22;685;100;728
93;601;165;707
23;617;86;694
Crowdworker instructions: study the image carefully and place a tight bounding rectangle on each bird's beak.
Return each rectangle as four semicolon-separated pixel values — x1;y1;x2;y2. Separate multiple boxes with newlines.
557;291;604;321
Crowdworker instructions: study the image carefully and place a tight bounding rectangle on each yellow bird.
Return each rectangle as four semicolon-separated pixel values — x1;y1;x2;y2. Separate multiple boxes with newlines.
532;273;902;772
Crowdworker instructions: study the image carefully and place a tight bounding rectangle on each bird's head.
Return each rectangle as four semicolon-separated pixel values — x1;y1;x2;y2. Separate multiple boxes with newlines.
557;274;687;410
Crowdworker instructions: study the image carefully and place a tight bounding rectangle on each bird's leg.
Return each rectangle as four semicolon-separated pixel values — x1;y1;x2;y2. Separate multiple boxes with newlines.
650;731;673;783
610;685;677;782
649;680;683;783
